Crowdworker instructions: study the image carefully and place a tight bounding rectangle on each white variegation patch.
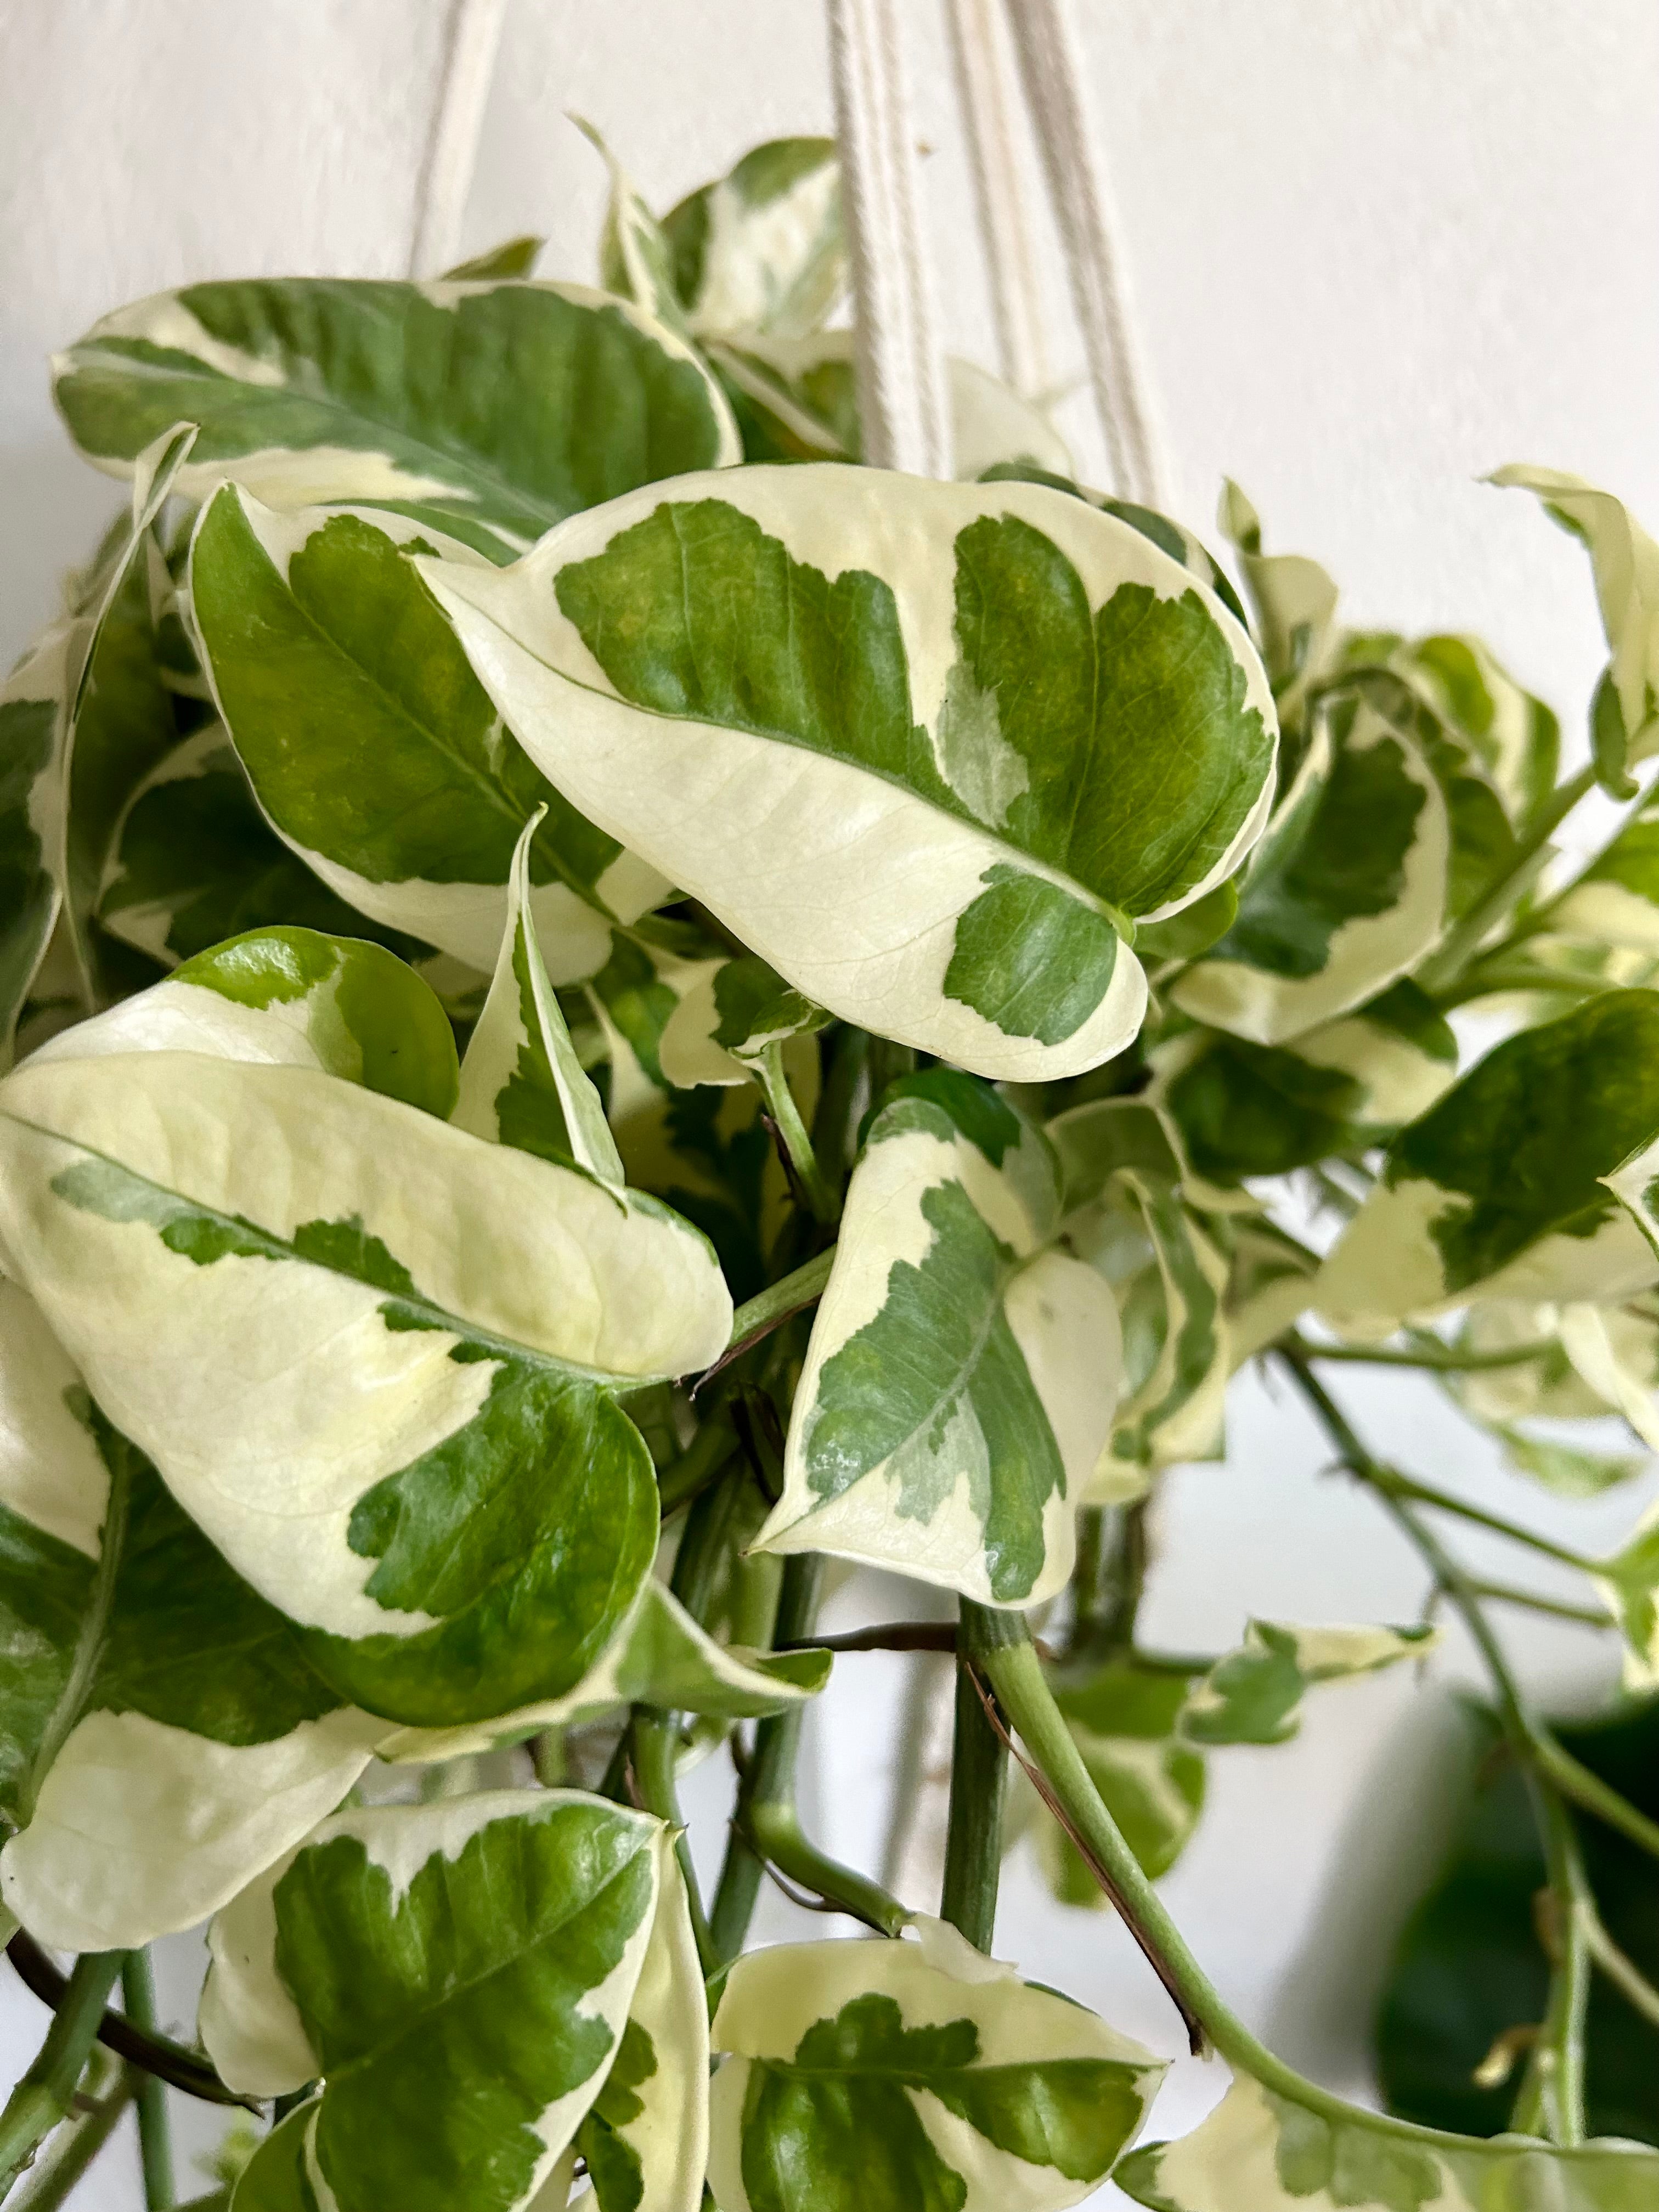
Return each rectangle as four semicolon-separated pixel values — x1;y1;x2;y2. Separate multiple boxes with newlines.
678;144;843;338
0;1277;106;1558
1;1705;386;1953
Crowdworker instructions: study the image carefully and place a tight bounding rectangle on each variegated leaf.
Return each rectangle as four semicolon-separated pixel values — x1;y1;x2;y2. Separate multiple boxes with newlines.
1492;465;1659;793
755;1071;1121;1606
0;1034;730;1724
442;235;544;281
1317;991;1659;1335
0;1278;382;1951
579;119;690;336
424;466;1277;1082
1160;1031;1364;1184
709;331;1070;479
454;815;625;1183
1548;784;1659;952
1218;479;1341;730
1179;1620;1437;1746
1172;689;1450;1047
1053;1101;1228;1500
1279;978;1458;1133
1114;2068;1659;2210
0;622;75;1062
1386;631;1560;835
1032;1660;1206;1900
658;951;831;1088
378;1576;830;1764
201;1793;669;2211
1222;1218;1321;1368
54;277;740;546
30;924;461;1116
661;137;844;338
97;723;425;967
981;462;1249;630
707;1917;1165;2212
189;487;671;973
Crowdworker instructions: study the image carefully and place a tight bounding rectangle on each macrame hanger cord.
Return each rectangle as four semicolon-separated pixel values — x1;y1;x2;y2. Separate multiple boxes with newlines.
826;0;953;479
996;0;1169;509
942;0;1049;401
409;0;509;278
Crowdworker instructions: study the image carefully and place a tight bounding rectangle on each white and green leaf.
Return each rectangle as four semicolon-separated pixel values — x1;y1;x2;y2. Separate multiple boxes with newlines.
189;487;672;973
201;1792;670;2211
423;465;1278;1081
1278;978;1459;1134
55;276;740;544
0;1037;730;1725
660;137;844;338
0;1279;383;1951
658;951;831;1087
1317;991;1659;1334
1385;631;1560;834
1218;479;1341;727
579;119;690;336
1114;2064;1659;2210
1221;1218;1321;1368
755;1071;1121;1606
1172;690;1450;1046
1548;785;1659;952
454;814;625;1183
1178;1620;1437;1747
707;1917;1165;2212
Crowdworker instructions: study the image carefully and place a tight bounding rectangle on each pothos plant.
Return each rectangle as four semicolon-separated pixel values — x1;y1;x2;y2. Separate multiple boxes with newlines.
3;122;1659;2212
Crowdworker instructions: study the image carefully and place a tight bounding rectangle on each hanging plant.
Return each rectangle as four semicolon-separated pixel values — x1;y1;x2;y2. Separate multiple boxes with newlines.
3;88;1659;2212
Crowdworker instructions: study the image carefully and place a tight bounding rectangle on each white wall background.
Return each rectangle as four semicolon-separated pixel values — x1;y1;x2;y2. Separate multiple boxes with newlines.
1;3;1656;2204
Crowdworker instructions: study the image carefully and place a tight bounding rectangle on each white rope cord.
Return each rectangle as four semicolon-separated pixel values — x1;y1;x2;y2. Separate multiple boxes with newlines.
408;0;509;279
826;0;952;478
998;0;1167;507
943;0;1049;399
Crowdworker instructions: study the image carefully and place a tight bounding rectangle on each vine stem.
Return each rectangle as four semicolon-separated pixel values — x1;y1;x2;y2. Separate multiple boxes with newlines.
939;1603;1009;1954
120;1953;173;2211
1418;762;1597;995
9;2055;133;2212
1287;1331;1559;1375
4;1936;252;2109
0;1951;125;2199
701;1250;837;1391
756;1043;839;1223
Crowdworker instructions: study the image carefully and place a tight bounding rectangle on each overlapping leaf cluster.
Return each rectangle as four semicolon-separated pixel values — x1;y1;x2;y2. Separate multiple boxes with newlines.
3;121;1659;2212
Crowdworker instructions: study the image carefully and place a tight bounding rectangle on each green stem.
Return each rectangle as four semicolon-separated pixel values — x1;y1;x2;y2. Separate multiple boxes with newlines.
1368;1470;1597;1576
1419;763;1597;994
11;2058;134;2212
756;1043;839;1223
1288;1332;1558;1375
24;1452;131;1824
668;1463;747;1625
939;1604;1009;1953
120;1954;173;2210
1582;1904;1659;2030
712;1250;837;1380
1534;1736;1659;1863
657;1413;737;1517
630;1711;720;1980
0;1952;125;2199
1511;1793;1590;2146
1465;1579;1613;1629
1434;964;1599;1012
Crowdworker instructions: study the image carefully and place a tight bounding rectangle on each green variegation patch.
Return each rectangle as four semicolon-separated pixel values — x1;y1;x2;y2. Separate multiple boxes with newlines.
97;724;425;967
980;462;1249;629
0;1279;382;1951
755;1071;1121;1605
661;137;844;338
1180;1620;1437;1746
55;277;740;541
707;1918;1165;2212
201;1793;670;2211
379;1576;830;1763
454;815;625;1182
190;488;672;972
0;1043;729;1724
1492;466;1659;793
1172;689;1449;1046
424;466;1277;1081
658;952;832;1087
1114;2067;1659;2210
1318;992;1659;1335
1282;979;1458;1134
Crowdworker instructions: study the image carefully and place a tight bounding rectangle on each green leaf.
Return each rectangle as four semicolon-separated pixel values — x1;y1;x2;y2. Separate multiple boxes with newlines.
454;813;626;1183
54;276;740;540
1317;991;1659;1334
755;1071;1121;1606
658;952;832;1086
97;724;430;968
1179;1620;1436;1746
378;1576;831;1764
1378;1699;1659;2148
1498;1427;1647;1499
713;335;1072;479
1114;2066;1659;2210
0;1041;730;1725
0;1279;381;1951
424;468;1277;1082
30;925;461;1117
189;487;670;973
1053;1102;1229;1496
230;2105;325;2212
201;1792;672;2211
707;1917;1165;2212
1034;1661;1206;1895
1491;466;1659;788
1172;687;1449;1046
443;235;544;281
661;138;844;338
1163;1033;1365;1184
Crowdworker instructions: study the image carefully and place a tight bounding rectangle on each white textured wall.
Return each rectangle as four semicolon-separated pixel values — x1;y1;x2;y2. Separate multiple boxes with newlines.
1;4;1656;2204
